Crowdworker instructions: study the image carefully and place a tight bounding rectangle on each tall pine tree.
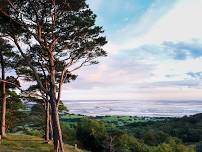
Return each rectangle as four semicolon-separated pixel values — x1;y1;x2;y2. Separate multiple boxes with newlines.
0;1;107;151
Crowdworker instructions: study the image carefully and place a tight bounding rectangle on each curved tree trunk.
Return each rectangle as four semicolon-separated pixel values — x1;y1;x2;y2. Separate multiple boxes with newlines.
50;97;64;152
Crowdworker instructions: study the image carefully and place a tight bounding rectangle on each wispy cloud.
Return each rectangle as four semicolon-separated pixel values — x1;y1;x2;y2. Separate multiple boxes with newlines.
187;72;202;80
164;41;202;60
105;0;202;53
62;0;202;100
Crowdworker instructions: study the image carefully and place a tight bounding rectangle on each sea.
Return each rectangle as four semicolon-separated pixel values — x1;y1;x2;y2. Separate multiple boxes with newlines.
63;100;202;117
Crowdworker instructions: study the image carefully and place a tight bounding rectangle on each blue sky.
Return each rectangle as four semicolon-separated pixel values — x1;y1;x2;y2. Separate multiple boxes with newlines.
62;0;202;100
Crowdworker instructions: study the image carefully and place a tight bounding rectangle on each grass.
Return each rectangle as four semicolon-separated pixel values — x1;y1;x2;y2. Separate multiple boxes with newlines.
0;134;85;152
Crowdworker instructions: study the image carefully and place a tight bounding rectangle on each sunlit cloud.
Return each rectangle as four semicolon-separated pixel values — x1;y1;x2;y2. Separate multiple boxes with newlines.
62;0;202;100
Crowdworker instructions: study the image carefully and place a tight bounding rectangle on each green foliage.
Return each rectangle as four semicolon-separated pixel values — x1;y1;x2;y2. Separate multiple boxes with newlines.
1;108;199;152
61;122;77;145
0;0;107;86
59;101;69;112
76;118;150;152
76;118;107;151
59;114;202;152
153;143;173;152
0;38;16;70
143;130;168;146
113;133;149;152
0;91;27;132
196;142;202;152
125;113;202;145
29;103;46;132
9;102;45;136
152;138;195;152
95;115;152;126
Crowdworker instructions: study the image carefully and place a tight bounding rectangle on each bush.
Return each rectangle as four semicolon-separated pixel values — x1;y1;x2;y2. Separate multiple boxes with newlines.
152;138;195;152
76;118;107;152
144;130;168;146
114;134;149;152
196;142;202;152
61;122;76;145
24;128;43;137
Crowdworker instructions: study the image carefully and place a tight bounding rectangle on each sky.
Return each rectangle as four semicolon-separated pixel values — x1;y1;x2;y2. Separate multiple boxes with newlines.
62;0;202;101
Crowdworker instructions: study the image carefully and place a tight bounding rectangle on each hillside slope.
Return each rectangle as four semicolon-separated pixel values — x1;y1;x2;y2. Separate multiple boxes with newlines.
0;134;84;152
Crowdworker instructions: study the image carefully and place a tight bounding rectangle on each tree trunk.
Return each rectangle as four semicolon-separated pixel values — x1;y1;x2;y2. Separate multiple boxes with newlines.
45;101;50;142
49;110;53;140
0;51;6;137
1;82;6;137
48;36;64;151
50;96;64;152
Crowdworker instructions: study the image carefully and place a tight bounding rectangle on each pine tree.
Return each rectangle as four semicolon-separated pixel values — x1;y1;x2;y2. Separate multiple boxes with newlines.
0;1;107;151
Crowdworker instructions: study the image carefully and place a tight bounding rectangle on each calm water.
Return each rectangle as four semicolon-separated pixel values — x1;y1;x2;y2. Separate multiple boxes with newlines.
64;100;202;117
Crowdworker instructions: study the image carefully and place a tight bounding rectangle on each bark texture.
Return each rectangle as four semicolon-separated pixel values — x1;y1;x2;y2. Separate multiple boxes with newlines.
45;102;50;142
50;97;64;152
0;51;6;137
1;82;6;137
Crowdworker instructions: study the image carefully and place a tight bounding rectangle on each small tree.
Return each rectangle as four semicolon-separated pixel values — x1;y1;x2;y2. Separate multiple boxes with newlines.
0;0;107;151
0;89;25;133
0;38;18;137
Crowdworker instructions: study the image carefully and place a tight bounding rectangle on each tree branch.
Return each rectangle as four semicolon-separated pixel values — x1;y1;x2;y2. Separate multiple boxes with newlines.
0;79;23;92
12;37;48;94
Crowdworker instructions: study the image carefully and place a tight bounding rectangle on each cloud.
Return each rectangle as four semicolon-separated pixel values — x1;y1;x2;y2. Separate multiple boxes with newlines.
187;72;202;80
142;0;202;43
164;41;202;60
149;80;201;88
105;0;202;54
112;0;176;41
113;40;202;62
66;55;156;90
64;42;202;99
62;0;202;100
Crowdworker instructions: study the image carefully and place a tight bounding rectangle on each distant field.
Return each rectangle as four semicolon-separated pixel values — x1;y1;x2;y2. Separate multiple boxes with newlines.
61;114;166;127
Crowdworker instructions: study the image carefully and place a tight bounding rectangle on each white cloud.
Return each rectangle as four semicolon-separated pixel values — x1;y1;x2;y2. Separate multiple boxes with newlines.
62;0;202;100
106;0;202;53
144;0;202;43
62;85;202;100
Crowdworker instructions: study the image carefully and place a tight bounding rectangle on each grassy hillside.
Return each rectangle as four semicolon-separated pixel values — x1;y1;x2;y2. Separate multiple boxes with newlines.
0;134;85;152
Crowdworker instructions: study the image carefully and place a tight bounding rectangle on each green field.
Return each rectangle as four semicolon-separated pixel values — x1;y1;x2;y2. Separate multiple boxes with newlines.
61;114;166;127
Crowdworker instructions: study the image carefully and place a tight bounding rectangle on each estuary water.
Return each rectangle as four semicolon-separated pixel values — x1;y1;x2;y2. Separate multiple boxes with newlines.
63;100;202;117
